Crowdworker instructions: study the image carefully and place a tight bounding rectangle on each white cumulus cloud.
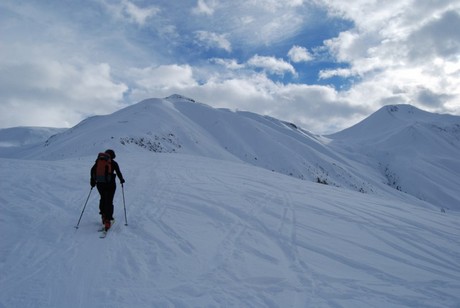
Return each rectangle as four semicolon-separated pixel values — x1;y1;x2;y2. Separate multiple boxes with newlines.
247;55;296;76
195;31;232;52
288;45;313;62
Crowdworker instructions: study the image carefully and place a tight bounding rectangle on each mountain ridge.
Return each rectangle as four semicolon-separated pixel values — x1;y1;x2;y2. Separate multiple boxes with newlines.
328;104;460;140
1;96;459;211
327;104;460;211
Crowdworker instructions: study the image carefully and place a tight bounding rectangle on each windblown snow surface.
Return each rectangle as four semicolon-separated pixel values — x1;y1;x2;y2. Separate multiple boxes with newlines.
1;154;459;307
1;96;459;307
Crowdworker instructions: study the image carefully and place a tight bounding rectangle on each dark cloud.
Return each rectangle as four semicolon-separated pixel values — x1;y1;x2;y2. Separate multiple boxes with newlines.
408;10;460;61
415;86;454;109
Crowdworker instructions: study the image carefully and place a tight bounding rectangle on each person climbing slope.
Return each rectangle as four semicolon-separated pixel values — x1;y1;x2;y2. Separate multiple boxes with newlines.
90;149;125;231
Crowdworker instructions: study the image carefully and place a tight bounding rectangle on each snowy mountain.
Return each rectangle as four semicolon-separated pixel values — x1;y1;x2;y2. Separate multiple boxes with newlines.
0;126;65;147
1;95;460;307
328;104;460;211
0;126;65;155
2;95;459;211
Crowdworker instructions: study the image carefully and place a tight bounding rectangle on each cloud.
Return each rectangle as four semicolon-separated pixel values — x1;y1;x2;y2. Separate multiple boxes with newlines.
407;10;460;62
415;86;454;108
315;0;460;114
2;0;460;134
319;68;354;79
247;55;296;76
101;0;159;26
211;58;245;70
0;60;127;128
246;0;305;12
194;31;232;52
128;64;198;102
197;78;365;134
125;63;363;134
192;0;218;16
185;1;317;49
288;45;313;62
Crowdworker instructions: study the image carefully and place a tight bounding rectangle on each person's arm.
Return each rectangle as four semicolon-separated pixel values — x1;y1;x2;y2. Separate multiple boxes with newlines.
113;161;125;184
90;164;96;187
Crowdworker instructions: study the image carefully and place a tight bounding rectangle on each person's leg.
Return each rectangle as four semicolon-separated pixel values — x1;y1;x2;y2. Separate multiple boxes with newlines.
98;183;111;227
106;185;116;221
96;184;105;223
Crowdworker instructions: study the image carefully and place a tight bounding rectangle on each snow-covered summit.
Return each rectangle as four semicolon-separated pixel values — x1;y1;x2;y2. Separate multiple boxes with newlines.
165;93;198;103
328;104;460;211
328;104;459;141
9;96;354;187
1;97;460;211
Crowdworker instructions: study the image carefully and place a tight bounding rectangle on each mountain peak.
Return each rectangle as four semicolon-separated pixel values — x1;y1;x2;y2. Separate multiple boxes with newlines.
2;98;460;211
329;104;459;140
165;94;197;103
381;104;431;120
385;104;417;114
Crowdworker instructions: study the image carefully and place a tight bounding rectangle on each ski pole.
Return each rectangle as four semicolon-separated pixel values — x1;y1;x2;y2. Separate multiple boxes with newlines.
75;187;93;229
122;184;128;226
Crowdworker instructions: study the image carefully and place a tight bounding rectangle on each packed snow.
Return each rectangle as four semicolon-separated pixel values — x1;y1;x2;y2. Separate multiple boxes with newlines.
1;95;459;307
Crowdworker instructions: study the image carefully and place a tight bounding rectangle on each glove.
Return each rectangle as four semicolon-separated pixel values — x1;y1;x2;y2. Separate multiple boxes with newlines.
90;179;96;188
120;178;125;184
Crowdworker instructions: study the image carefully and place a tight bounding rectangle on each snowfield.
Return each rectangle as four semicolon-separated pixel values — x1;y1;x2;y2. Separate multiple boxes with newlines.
1;96;460;307
1;153;459;307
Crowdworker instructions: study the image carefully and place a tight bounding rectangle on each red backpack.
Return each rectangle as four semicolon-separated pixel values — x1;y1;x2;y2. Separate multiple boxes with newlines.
95;152;112;183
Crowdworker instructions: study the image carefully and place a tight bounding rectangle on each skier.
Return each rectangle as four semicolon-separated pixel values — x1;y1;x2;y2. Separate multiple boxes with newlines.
90;149;125;231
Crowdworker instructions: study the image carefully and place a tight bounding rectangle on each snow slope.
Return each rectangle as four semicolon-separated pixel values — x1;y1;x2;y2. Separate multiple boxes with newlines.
0;126;65;158
328;104;460;211
4;95;458;211
0;126;65;147
1;153;459;307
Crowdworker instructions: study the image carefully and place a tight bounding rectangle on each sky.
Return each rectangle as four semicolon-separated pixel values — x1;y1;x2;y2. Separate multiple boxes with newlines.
1;0;460;134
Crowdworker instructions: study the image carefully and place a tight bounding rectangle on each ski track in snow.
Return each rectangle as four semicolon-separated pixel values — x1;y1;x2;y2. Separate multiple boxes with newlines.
0;154;459;307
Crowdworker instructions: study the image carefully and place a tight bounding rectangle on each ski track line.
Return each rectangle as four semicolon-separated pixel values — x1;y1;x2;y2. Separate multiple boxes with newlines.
209;177;273;267
67;221;137;308
0;196;70;303
290;196;460;305
332;200;460;272
143;164;197;256
203;175;315;305
268;188;319;306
